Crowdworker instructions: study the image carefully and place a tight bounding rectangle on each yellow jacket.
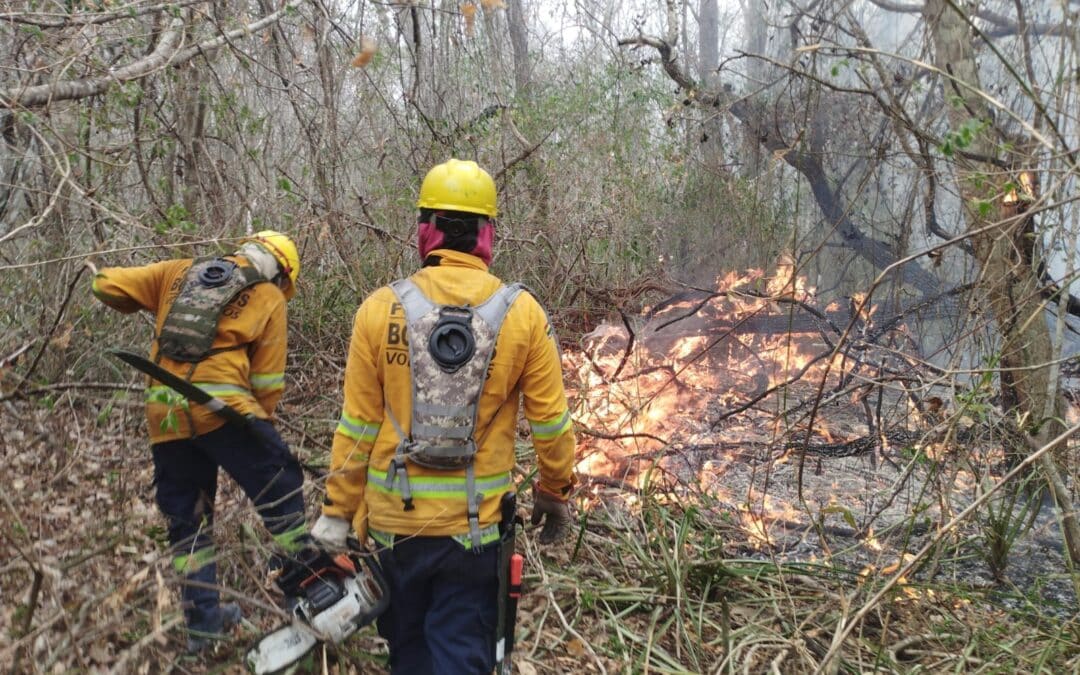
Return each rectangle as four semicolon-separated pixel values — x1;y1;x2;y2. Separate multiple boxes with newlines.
92;257;288;444
324;249;576;542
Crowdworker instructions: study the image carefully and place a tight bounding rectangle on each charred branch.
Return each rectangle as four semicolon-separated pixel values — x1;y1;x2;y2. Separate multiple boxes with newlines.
916;137;974;255
618;35;944;299
865;0;1073;38
1041;270;1080;321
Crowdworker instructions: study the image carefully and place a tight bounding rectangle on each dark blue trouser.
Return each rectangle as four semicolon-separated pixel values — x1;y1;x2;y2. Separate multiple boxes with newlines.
151;419;306;632
376;536;500;675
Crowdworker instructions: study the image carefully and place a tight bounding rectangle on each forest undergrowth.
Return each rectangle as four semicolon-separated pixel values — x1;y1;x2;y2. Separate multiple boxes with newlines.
3;366;1078;674
4;0;1080;670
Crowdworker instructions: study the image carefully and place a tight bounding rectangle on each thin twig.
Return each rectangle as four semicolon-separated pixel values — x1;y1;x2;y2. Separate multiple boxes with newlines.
5;264;87;399
814;418;1080;673
524;534;608;674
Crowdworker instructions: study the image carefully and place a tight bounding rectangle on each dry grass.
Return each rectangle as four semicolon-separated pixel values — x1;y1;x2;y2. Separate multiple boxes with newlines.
3;387;1077;674
518;489;1080;674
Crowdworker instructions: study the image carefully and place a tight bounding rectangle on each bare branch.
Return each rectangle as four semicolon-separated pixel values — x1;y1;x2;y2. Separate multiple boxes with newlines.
865;0;1072;38
617;34;943;297
0;16;187;109
0;0;304;109
0;0;202;27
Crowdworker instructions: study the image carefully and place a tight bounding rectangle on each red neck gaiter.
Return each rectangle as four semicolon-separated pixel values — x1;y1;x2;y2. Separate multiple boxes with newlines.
417;220;494;265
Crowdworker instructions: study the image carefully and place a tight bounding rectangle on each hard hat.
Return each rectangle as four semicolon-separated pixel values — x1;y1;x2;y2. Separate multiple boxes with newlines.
416;159;498;218
248;230;300;300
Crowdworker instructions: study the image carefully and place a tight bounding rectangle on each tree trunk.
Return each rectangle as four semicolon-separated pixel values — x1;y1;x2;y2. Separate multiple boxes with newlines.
738;0;767;177
697;0;723;172
174;63;207;223
314;4;340;230
396;1;442;127
924;0;1079;571
507;0;531;100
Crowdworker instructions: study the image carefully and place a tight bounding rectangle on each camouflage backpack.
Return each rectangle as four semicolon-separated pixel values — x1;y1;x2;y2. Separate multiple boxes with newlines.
381;278;525;546
157;257;268;363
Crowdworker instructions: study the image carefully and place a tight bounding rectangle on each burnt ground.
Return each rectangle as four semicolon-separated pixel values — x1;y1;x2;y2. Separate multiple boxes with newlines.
573;376;1080;622
567;288;1080;625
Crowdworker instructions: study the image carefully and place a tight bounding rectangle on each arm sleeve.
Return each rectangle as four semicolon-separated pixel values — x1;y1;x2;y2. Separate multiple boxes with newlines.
519;297;577;497
323;300;385;537
250;296;288;416
91;261;174;313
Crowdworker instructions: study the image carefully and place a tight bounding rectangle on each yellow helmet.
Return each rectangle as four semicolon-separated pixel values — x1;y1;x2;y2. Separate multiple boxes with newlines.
248;230;300;300
416;159;498;218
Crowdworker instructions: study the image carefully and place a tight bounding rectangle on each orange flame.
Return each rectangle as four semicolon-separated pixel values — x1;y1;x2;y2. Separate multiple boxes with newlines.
567;265;858;549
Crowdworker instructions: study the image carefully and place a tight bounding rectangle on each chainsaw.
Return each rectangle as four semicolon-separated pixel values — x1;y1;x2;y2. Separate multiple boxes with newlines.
246;543;390;674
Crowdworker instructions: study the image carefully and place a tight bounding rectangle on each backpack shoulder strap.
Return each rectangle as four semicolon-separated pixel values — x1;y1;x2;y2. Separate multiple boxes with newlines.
474;282;526;330
389;278;436;324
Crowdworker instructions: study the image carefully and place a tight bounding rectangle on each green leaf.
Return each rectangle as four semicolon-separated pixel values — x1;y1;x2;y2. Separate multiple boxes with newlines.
821;505;857;529
160;410;179;433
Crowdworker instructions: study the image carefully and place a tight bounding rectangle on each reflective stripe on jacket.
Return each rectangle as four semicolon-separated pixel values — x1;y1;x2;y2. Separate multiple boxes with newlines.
92;257;288;443
324;249;577;540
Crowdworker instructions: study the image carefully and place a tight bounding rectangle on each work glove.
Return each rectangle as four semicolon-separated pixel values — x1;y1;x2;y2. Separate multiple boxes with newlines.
310;514;351;550
530;484;573;545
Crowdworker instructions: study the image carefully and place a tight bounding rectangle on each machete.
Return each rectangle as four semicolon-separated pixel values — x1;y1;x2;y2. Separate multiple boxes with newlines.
111;349;254;426
109;349;323;476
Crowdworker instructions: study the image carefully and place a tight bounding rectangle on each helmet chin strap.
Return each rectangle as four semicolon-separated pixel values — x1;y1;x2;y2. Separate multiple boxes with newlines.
237;242;284;281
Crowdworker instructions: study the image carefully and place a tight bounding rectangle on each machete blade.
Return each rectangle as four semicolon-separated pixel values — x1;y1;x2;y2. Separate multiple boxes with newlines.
108;349;248;426
108;349;327;478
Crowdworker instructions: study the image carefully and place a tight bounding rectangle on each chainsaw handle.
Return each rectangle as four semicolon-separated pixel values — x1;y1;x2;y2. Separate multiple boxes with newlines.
345;537;392;629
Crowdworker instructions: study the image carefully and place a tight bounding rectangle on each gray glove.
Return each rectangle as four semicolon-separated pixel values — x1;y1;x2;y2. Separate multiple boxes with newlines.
530;485;573;544
310;514;351;549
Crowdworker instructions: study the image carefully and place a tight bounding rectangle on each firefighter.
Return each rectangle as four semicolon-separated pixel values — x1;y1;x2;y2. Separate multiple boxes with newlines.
90;231;308;653
311;159;577;673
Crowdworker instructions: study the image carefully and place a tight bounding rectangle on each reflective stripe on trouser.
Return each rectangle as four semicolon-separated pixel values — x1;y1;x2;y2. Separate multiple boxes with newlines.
174;545;216;574
528;409;573;440
376;536;499;674
152;418;307;611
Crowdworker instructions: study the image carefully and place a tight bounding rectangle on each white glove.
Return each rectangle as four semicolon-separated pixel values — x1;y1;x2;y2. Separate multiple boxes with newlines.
310;514;351;549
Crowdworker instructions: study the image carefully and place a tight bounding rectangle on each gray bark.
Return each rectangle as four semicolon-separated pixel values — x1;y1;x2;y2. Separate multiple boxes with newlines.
739;0;768;176
924;0;1080;572
507;0;531;99
697;0;724;171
